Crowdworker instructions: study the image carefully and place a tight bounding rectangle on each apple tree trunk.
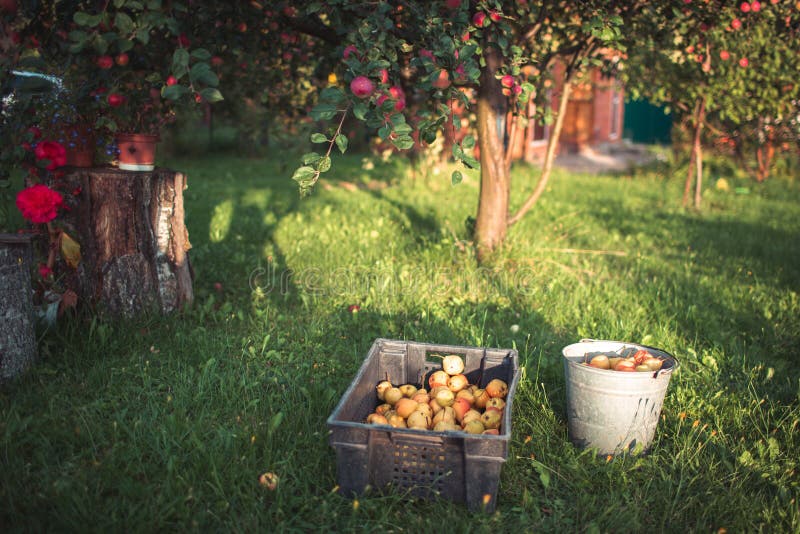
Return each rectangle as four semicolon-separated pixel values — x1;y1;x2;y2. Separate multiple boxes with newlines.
55;167;194;317
474;48;510;263
0;234;37;383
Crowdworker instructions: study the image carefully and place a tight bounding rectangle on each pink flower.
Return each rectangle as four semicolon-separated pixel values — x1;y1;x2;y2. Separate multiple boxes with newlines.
16;184;64;224
33;140;67;170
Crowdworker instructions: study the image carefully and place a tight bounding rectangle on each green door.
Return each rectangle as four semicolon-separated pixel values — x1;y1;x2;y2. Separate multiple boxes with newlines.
623;99;672;144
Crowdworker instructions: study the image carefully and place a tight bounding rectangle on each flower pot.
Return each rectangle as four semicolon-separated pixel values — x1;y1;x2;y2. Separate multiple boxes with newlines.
0;234;37;383
58;123;96;168
116;133;159;171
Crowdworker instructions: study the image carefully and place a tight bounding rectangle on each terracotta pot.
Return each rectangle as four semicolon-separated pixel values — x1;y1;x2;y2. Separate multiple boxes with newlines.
66;144;95;167
116;133;159;171
58;123;96;167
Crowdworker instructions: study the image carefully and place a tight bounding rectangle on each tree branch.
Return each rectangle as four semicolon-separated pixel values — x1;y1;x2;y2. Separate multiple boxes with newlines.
281;14;340;45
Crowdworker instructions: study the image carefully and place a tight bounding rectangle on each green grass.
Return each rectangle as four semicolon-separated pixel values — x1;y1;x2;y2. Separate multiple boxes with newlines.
1;148;799;532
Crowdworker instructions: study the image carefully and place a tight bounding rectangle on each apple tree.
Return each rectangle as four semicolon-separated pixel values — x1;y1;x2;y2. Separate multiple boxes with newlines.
623;0;800;207
282;1;647;261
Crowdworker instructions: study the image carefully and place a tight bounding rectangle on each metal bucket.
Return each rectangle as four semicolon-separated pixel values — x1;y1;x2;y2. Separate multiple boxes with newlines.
562;339;679;455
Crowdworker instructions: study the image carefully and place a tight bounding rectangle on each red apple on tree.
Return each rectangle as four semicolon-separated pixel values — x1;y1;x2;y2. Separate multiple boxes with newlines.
432;69;451;89
350;76;374;98
96;55;113;69
115;53;129;66
107;93;125;107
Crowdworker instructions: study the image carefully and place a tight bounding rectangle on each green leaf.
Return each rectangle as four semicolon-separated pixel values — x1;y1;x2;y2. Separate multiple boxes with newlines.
310;133;328;144
334;133;348;154
68;30;87;42
172;48;190;74
451;170;463;185
461;135;475;149
302;152;322;165
319;87;345;104
199;88;223;103
92;34;109;54
392;135;415;150
292;166;318;183
310;103;337;121
135;27;150;44
352;102;368;120
317;156;332;173
118;39;134;52
190;62;218;86
461;155;480;170
161;84;189;100
393;122;413;135
114;12;134;34
73;12;102;27
191;48;212;61
377;125;391;140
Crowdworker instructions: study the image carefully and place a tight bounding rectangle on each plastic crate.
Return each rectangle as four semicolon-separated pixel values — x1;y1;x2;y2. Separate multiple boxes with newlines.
327;338;520;512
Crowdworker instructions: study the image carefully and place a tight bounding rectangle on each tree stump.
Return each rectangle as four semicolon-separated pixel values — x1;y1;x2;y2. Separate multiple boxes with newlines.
56;167;193;317
0;234;37;383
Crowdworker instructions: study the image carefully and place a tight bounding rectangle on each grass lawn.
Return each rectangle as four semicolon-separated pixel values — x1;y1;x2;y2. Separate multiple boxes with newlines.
1;148;799;531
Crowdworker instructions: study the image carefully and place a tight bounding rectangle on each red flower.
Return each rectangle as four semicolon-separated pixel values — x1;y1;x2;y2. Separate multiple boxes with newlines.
38;263;52;279
33;140;67;170
348;304;360;313
16;184;64;224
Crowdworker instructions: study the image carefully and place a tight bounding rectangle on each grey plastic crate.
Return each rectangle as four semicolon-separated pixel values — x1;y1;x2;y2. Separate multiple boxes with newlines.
327;338;520;512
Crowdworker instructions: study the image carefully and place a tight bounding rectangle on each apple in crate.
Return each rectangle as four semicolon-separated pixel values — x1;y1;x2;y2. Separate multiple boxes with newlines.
429;370;450;389
395;398;419;419
376;380;392;400
485;379;509;399
442;354;465;375
447;374;469;393
399;384;418;398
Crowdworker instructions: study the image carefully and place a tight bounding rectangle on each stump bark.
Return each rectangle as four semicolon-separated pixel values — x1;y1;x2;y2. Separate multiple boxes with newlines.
56;167;193;316
0;234;37;383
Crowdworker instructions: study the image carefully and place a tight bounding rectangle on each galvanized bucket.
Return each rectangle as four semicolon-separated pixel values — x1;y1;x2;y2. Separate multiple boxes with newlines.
562;339;679;455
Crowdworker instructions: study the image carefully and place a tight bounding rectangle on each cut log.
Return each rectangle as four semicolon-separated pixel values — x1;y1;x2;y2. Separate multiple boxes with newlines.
53;167;193;317
0;234;37;383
